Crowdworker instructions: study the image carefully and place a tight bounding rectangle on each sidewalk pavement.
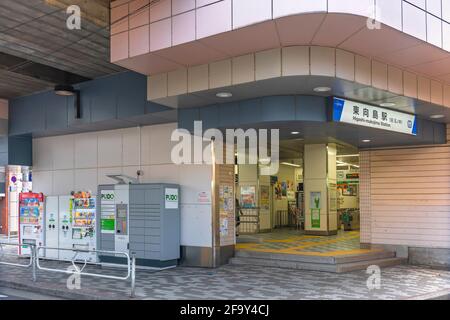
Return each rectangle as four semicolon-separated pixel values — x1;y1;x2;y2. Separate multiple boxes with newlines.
0;256;449;300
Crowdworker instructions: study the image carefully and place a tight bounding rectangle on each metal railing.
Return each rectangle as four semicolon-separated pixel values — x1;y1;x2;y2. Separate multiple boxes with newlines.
0;242;36;281
0;243;136;298
238;208;260;234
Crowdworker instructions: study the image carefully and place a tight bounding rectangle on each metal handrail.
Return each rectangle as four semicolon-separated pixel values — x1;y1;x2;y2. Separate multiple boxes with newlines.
0;242;34;268
36;246;136;297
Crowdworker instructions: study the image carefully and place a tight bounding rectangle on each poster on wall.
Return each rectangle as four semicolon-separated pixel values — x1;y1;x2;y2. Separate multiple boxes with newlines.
165;188;179;209
219;185;234;213
260;186;270;211
310;192;321;229
240;186;256;208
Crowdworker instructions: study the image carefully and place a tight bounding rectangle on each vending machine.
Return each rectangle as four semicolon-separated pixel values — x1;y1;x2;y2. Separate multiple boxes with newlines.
18;192;45;256
45;196;60;259
58;192;97;262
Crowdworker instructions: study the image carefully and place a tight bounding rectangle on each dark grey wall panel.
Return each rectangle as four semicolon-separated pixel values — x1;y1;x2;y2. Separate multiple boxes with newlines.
9;71;172;138
8;135;32;166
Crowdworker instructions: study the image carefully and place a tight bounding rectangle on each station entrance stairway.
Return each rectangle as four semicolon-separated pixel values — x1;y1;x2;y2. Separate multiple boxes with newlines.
231;230;406;273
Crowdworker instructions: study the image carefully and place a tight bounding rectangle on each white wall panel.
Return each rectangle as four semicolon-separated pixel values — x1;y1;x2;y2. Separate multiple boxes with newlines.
310;47;335;77
74;169;98;194
98;130;123;167
144;164;180;184
403;2;427;41
273;0;327;18
52;135;74;170
32;171;53;195
122;127;140;166
52;170;74;196
33;138;53;171
74;132;98;169
97;167;123;185
148;123;176;165
232;0;272;29
376;0;402;30
328;0;375;17
282;46;310;76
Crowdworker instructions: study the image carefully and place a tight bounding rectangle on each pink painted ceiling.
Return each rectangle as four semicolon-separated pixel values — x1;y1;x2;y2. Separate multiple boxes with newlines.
115;13;450;85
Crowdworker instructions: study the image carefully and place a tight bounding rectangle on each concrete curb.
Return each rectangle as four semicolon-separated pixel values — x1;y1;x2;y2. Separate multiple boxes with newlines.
404;289;450;300
0;279;131;300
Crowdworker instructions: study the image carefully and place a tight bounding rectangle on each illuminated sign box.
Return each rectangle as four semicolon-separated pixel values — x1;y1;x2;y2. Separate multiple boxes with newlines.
331;97;417;136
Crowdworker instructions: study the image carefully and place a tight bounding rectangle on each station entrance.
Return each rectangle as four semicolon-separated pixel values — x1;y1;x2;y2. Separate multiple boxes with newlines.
234;139;365;259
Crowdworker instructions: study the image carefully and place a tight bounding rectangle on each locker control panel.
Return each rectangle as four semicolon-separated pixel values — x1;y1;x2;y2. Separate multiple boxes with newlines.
116;204;128;235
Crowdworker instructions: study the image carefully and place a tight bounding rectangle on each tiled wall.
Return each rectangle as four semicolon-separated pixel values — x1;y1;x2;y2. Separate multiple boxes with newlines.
360;125;450;249
148;46;450;108
31;123;214;248
111;0;450;62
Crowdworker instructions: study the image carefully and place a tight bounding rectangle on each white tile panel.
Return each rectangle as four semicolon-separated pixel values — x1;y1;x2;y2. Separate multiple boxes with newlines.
232;0;272;29
372;60;388;90
403;2;427;41
255;48;282;81
355;55;372;86
122;127;140;166
98;130;123;167
388;66;403;94
310;47;335;77
172;11;196;46
273;0;327;18
53;170;74;196
52;135;74;171
328;0;375;17
430;80;443;105
281;46;310;76
168;68;188;96
74;132;98;169
418;76;431;101
97;167;123;185
188;64;209;93
74;169;98;195
376;0;402;30
232;54;255;84
32;171;53;196
403;71;418;98
33;138;53;171
196;0;232;39
336;49;355;81
209;59;232;89
427;14;443;47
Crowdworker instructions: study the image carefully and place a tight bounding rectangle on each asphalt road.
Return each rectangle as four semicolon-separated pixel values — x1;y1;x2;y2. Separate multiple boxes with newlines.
0;287;62;300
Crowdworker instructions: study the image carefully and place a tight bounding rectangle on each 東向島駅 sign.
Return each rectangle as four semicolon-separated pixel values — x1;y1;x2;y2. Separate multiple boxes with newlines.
332;97;417;135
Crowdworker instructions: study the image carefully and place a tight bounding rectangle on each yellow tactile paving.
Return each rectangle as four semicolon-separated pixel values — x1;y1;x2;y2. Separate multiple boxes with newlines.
236;231;382;257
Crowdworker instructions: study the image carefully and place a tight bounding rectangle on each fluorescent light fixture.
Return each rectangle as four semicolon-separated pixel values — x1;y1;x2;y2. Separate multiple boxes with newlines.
313;86;331;93
362;139;371;143
281;162;301;168
337;154;360;158
216;92;232;98
380;102;396;107
337;160;360;169
291;131;300;135
430;114;445;119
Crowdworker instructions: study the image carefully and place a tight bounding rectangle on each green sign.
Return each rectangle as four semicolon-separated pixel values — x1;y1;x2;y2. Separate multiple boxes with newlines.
310;192;321;229
101;219;115;233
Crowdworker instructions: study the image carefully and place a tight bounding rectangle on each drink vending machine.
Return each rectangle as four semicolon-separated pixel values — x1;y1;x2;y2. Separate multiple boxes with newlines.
18;192;45;256
44;191;97;262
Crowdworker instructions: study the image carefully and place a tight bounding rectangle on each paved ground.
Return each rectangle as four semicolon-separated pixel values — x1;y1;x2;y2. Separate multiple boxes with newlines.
0;256;449;300
236;230;379;256
0;287;62;300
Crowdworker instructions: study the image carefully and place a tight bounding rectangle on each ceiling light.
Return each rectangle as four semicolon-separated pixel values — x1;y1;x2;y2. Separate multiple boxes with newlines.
54;84;76;96
313;86;331;93
430;114;445;119
380;102;396;107
281;162;301;168
216;92;232;98
338;154;360;158
362;139;371;143
291;131;300;135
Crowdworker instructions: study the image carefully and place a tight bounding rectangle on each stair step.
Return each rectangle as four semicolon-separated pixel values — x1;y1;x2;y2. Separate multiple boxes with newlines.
230;257;338;272
235;250;396;265
336;257;407;273
230;254;406;273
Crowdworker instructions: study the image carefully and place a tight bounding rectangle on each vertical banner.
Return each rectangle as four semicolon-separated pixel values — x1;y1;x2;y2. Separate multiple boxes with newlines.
310;192;321;229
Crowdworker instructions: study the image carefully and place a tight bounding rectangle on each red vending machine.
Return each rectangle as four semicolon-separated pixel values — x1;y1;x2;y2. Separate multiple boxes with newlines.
18;192;45;256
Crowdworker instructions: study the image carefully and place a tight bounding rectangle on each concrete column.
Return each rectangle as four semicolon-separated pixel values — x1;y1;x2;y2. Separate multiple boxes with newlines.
304;144;338;236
